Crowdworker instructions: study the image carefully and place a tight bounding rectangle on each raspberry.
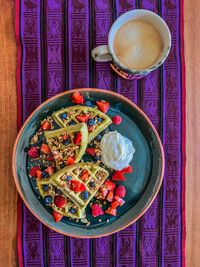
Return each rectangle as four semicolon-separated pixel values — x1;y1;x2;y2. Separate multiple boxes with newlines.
91;204;104;217
112;115;122;125
28;147;39;158
115;185;126;198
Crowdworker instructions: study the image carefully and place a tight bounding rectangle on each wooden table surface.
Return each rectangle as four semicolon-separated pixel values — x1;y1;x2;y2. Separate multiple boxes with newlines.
0;0;199;266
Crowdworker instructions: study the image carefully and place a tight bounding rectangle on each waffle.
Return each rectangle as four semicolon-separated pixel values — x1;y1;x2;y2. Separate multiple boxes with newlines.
37;163;109;219
44;123;88;168
52;106;112;142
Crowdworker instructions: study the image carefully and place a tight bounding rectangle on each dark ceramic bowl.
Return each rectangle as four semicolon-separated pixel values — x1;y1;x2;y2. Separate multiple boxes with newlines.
12;88;164;238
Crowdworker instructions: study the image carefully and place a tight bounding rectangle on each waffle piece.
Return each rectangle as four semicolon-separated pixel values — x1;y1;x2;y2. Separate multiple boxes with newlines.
44;123;88;168
52;106;112;142
37;163;109;219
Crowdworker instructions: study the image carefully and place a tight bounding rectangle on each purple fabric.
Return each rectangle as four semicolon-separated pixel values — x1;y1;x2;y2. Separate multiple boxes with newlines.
17;0;185;266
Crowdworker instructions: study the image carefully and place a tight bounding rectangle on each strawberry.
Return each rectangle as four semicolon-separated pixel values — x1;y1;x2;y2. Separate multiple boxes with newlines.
91;204;104;217
96;101;109;113
81;170;89;181
71;180;86;192
54;195;66;208
46;156;55;162
115;185;126;198
98;187;108;199
72;91;83;104
121;165;132;174
111;200;120;209
112;171;126;181
62;133;69;140
105;207;117;216
41;121;51;130
76;115;90;123
45;166;55;175
29;166;40;177
28;147;39;158
74;133;82;145
41;143;51;154
36;170;42;179
65;156;75;166
57;157;62;162
114;195;125;206
106;191;114;202
53;211;63;223
86;148;96;156
112;115;122;125
104;180;116;191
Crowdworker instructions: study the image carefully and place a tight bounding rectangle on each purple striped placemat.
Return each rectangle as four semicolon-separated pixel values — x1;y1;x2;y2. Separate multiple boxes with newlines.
15;0;186;266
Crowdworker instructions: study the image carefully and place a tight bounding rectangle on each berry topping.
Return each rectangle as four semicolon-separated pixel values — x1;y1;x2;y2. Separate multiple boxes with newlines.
81;170;89;181
84;100;92;106
42;171;49;178
53;185;62;194
28;147;39;158
61;113;67;120
69;207;76;214
112;171;126;181
74;133;82;145
89;181;95;188
105;207;117;216
69;121;76;126
91;204;104;217
87;118;95;126
42;184;50;192
62;138;71;146
45;166;55;175
121;165;132;174
53;211;63;222
36;170;42;179
35;140;42;146
65;175;71;181
81;191;89;200
99;187;108;199
41;143;51;154
95;134;102;141
97;116;103;123
71;180;86;192
76;115;90;123
41;121;51;131
111;200;119;209
104;180;116;191
62;133;69;140
115;185;126;198
94;155;101;161
86;148;96;156
46;156;55;162
112;115;122;125
96;101;109;113
55;195;66;208
113;195;125;206
65;156;75;166
29;166;40;177
106;191;114;202
44;195;52;204
72;91;83;104
60;162;66;169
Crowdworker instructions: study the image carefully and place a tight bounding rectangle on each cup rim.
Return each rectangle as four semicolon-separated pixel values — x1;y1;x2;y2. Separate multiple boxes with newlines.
108;9;171;74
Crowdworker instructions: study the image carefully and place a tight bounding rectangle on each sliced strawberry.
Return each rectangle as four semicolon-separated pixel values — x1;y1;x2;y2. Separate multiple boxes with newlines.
28;147;39;158
114;195;125;206
106;191;114;202
36;170;42;179
112;115;122;125
115;185;126;198
91;204;104;217
41;143;51;154
112;171;126;181
96;101;109;113
65;156;75;166
86;148;96;156
74;133;82;145
45;166;55;175
54;195;66;208
121;165;132;174
105;207;117;216
62;133;70;140
81;170;89;181
53;211;63;223
41;121;51;130
80;183;86;192
72;91;83;104
104;180;116;191
46;156;55;162
98;187;109;200
71;180;86;192
29;166;40;177
76;115;90;123
111;200;120;209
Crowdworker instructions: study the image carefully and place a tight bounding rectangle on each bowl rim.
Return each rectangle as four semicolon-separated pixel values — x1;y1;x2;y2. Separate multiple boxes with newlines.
12;88;164;238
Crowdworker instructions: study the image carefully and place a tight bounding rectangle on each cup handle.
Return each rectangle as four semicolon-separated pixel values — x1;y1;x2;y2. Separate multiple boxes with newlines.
92;45;112;62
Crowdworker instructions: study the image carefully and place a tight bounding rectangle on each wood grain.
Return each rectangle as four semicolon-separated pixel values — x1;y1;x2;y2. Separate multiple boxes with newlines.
0;0;18;266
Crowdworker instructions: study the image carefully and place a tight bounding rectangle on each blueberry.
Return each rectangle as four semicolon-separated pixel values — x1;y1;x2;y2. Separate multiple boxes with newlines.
95;134;102;141
69;121;76;126
60;163;66;169
35;140;42;146
65;175;71;181
62;138;70;146
61;113;67;120
42;184;50;192
53;185;62;194
94;155;101;160
84;100;92;107
81;191;89;200
97;116;103;123
42;171;49;178
69;207;75;214
40;165;47;171
87;118;95;126
44;195;52;204
89;181;95;188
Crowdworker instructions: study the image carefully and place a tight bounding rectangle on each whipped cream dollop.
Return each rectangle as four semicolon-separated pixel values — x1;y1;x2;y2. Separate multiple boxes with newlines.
100;131;135;170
